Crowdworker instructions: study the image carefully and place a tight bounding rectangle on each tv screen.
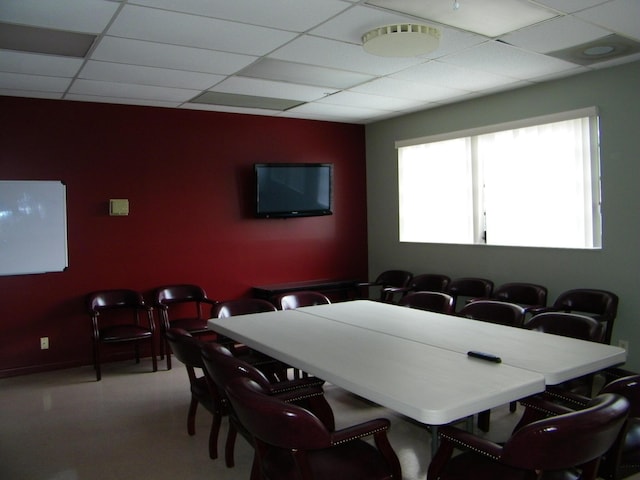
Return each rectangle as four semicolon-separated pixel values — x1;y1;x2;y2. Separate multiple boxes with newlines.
255;163;333;218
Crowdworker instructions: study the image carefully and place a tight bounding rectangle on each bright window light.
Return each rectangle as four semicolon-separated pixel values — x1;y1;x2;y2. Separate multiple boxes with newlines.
397;108;602;249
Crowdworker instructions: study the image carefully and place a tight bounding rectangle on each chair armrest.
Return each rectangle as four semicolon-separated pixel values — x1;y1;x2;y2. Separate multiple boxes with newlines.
330;418;390;445
355;281;381;288
437;425;503;459
272;386;326;404
383;286;411;295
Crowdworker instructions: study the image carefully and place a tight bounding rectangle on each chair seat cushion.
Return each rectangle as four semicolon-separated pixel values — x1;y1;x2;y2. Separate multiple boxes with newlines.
100;325;153;342
437;452;582;480
262;439;395;480
169;317;209;333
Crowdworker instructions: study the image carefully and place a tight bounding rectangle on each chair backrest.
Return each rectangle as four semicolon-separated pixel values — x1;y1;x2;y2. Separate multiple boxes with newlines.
493;282;547;307
458;300;525;327
598;375;640;480
398;291;454;314
408;273;451;293
502;393;629;474
448;277;494;311
211;298;277;318
276;291;331;310
200;341;272;392
375;269;413;288
552;289;619;344
87;289;146;311
225;377;331;450
553;288;619;318
156;284;209;305
165;328;205;369
526;312;604;342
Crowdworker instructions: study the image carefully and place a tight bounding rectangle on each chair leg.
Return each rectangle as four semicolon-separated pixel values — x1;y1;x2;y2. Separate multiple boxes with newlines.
187;397;198;436
150;340;157;373
164;339;172;370
225;424;238;468
208;413;222;459
93;341;102;381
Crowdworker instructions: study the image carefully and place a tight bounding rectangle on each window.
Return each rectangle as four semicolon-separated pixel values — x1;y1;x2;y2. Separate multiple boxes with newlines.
397;107;602;249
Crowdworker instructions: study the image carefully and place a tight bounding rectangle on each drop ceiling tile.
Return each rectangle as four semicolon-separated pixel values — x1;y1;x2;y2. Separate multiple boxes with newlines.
391;60;517;91
239;58;374;89
79;61;225;90
130;0;352;32
441;40;576;79
534;0;609;14
500;16;612;53
0;0;119;33
310;5;423;44
210;77;336;102
0;71;71;92
65;93;181;109
365;0;559;37
68;79;199;102
270;35;426;76
0;88;63;100
351;76;467;102
0;50;83;77
91;37;256;75
181;101;282;118
289;101;390;123
575;0;640;41
318;90;422;111
107;5;298;56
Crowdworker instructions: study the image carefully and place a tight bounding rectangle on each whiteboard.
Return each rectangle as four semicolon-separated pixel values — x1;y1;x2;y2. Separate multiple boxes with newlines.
0;181;68;276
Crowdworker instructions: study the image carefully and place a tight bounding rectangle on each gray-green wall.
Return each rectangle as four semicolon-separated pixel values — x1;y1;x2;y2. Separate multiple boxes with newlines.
365;60;640;371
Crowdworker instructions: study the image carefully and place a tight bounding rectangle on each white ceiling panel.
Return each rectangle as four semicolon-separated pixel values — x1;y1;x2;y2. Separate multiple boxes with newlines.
535;0;609;14
0;0;637;123
0;50;83;77
391;60;517;92
130;0;352;32
351;76;467;102
442;41;577;79
0;71;71;92
270;36;425;76
239;59;374;89
91;37;256;75
107;5;298;56
575;0;640;40
68;79;198;102
0;0;120;33
210;77;336;102
500;16;612;53
79;61;226;90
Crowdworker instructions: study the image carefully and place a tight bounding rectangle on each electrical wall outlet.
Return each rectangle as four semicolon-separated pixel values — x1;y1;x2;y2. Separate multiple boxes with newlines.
618;339;629;353
40;337;49;350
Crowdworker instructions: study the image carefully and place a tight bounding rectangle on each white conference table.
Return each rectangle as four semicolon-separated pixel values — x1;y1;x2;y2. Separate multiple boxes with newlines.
208;300;625;454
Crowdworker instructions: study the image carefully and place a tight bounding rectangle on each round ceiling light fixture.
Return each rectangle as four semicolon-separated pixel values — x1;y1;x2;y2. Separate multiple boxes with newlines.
362;23;441;57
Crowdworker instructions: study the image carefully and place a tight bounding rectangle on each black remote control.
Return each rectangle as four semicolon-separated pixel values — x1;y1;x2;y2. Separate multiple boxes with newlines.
467;351;502;363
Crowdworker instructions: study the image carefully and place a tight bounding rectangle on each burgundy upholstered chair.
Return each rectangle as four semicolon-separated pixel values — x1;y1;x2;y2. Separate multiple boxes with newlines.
87;289;157;381
447;277;494;312
383;273;451;303
165;328;224;460
532;288;619;344
472;282;548;313
427;392;629;480
225;376;402;480
275;290;331;310
357;269;413;302
458;299;526;430
200;341;335;470
397;291;454;314
155;284;217;369
541;373;640;480
458;300;526;327
211;298;286;379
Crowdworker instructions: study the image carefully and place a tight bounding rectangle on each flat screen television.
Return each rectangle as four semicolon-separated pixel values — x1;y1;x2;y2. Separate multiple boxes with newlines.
255;163;333;218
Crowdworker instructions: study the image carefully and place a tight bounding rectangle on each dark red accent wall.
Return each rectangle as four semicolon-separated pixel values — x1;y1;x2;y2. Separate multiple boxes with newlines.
0;96;368;377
